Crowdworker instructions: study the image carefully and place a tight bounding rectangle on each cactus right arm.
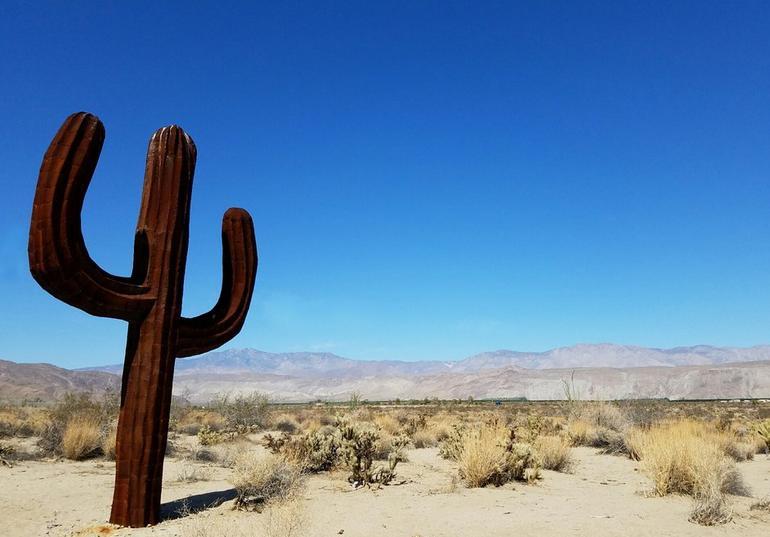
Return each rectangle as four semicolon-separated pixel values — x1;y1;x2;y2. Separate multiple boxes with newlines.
28;113;154;320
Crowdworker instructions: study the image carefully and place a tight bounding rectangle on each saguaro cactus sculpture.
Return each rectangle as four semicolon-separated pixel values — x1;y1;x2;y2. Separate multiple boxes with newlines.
28;112;258;527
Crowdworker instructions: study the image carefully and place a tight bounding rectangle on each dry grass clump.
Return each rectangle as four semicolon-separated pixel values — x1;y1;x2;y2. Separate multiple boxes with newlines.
186;498;307;537
534;435;573;472
411;429;438;449
1;441;16;466
373;414;401;436
264;497;308;537
173;408;226;435
187;515;253;537
750;497;770;512
102;423;117;460
231;452;303;510
628;419;758;463
208;439;253;468
629;420;748;525
38;392;117;459
567;402;629;454
429;415;454;443
0;409;22;437
755;419;770;453
0;407;48;438
62;415;103;460
272;414;300;434
175;460;213;482
445;423;540;488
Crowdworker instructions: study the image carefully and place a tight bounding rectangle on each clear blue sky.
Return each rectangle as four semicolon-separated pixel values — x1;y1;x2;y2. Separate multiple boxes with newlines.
2;2;770;368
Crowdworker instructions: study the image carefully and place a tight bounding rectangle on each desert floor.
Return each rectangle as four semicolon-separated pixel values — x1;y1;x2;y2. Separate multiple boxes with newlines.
2;441;769;537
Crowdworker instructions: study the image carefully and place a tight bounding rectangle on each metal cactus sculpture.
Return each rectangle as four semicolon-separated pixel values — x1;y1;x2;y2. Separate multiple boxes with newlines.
28;112;258;527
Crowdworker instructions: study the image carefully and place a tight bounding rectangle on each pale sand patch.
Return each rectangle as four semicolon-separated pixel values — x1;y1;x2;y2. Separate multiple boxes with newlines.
1;447;768;537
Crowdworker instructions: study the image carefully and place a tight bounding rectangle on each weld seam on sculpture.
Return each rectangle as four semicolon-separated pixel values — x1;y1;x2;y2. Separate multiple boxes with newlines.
28;112;258;527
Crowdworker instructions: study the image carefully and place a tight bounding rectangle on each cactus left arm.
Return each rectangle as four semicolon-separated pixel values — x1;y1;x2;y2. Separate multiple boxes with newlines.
177;208;257;357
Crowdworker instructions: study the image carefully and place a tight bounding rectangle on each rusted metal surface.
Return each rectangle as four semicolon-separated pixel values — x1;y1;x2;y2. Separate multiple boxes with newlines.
28;112;258;527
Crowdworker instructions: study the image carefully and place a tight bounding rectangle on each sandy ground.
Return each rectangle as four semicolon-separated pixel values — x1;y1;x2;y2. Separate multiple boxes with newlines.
1;444;769;537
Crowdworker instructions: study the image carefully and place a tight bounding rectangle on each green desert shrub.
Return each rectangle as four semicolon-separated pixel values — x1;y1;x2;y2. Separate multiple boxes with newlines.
265;429;341;473
211;392;269;433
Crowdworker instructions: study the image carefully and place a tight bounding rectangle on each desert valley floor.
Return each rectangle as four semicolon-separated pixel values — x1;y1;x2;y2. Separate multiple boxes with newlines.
3;441;769;537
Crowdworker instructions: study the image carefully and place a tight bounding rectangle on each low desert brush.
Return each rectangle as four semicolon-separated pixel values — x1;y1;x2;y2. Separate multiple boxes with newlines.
265;497;308;537
102;423;117;460
173;408;226;435
567;402;629;454
1;441;16;466
231;452;303;510
454;424;540;487
175;460;213;482
630;420;748;525
197;425;236;446
411;428;438;449
211;392;270;433
373;414;401;436
756;420;770;453
38;392;116;457
264;429;340;472
534;435;573;472
272;414;300;434
62;415;103;460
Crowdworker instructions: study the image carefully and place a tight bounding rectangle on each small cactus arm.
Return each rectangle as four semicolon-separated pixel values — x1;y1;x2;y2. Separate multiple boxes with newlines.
28;112;258;527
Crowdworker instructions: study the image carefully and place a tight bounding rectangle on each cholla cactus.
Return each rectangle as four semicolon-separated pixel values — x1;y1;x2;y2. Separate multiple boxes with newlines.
504;442;542;483
338;418;379;485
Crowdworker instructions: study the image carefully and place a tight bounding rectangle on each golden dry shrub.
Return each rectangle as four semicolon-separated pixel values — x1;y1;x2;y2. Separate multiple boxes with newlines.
22;408;52;436
265;497;308;537
0;409;22;437
457;426;505;487
175;409;226;435
534;435;573;472
373;414;401;436
754;420;770;453
62;415;103;460
566;402;628;453
232;452;303;510
457;424;539;488
102;423;117;460
566;419;590;446
272;414;300;434
631;420;748;525
411;428;438;449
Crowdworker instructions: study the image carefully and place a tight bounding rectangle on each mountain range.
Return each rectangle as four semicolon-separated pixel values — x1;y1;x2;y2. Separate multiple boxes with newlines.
3;344;770;403
79;343;770;377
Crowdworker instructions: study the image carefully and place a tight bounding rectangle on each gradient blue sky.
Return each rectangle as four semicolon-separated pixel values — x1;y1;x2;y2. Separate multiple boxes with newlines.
2;2;770;368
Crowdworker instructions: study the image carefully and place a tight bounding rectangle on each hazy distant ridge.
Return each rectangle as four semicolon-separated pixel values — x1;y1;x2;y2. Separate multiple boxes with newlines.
4;344;770;403
84;343;770;377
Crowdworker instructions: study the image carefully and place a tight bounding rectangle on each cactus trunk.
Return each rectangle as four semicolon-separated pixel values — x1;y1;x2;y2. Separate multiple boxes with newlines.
110;126;194;526
28;112;258;528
